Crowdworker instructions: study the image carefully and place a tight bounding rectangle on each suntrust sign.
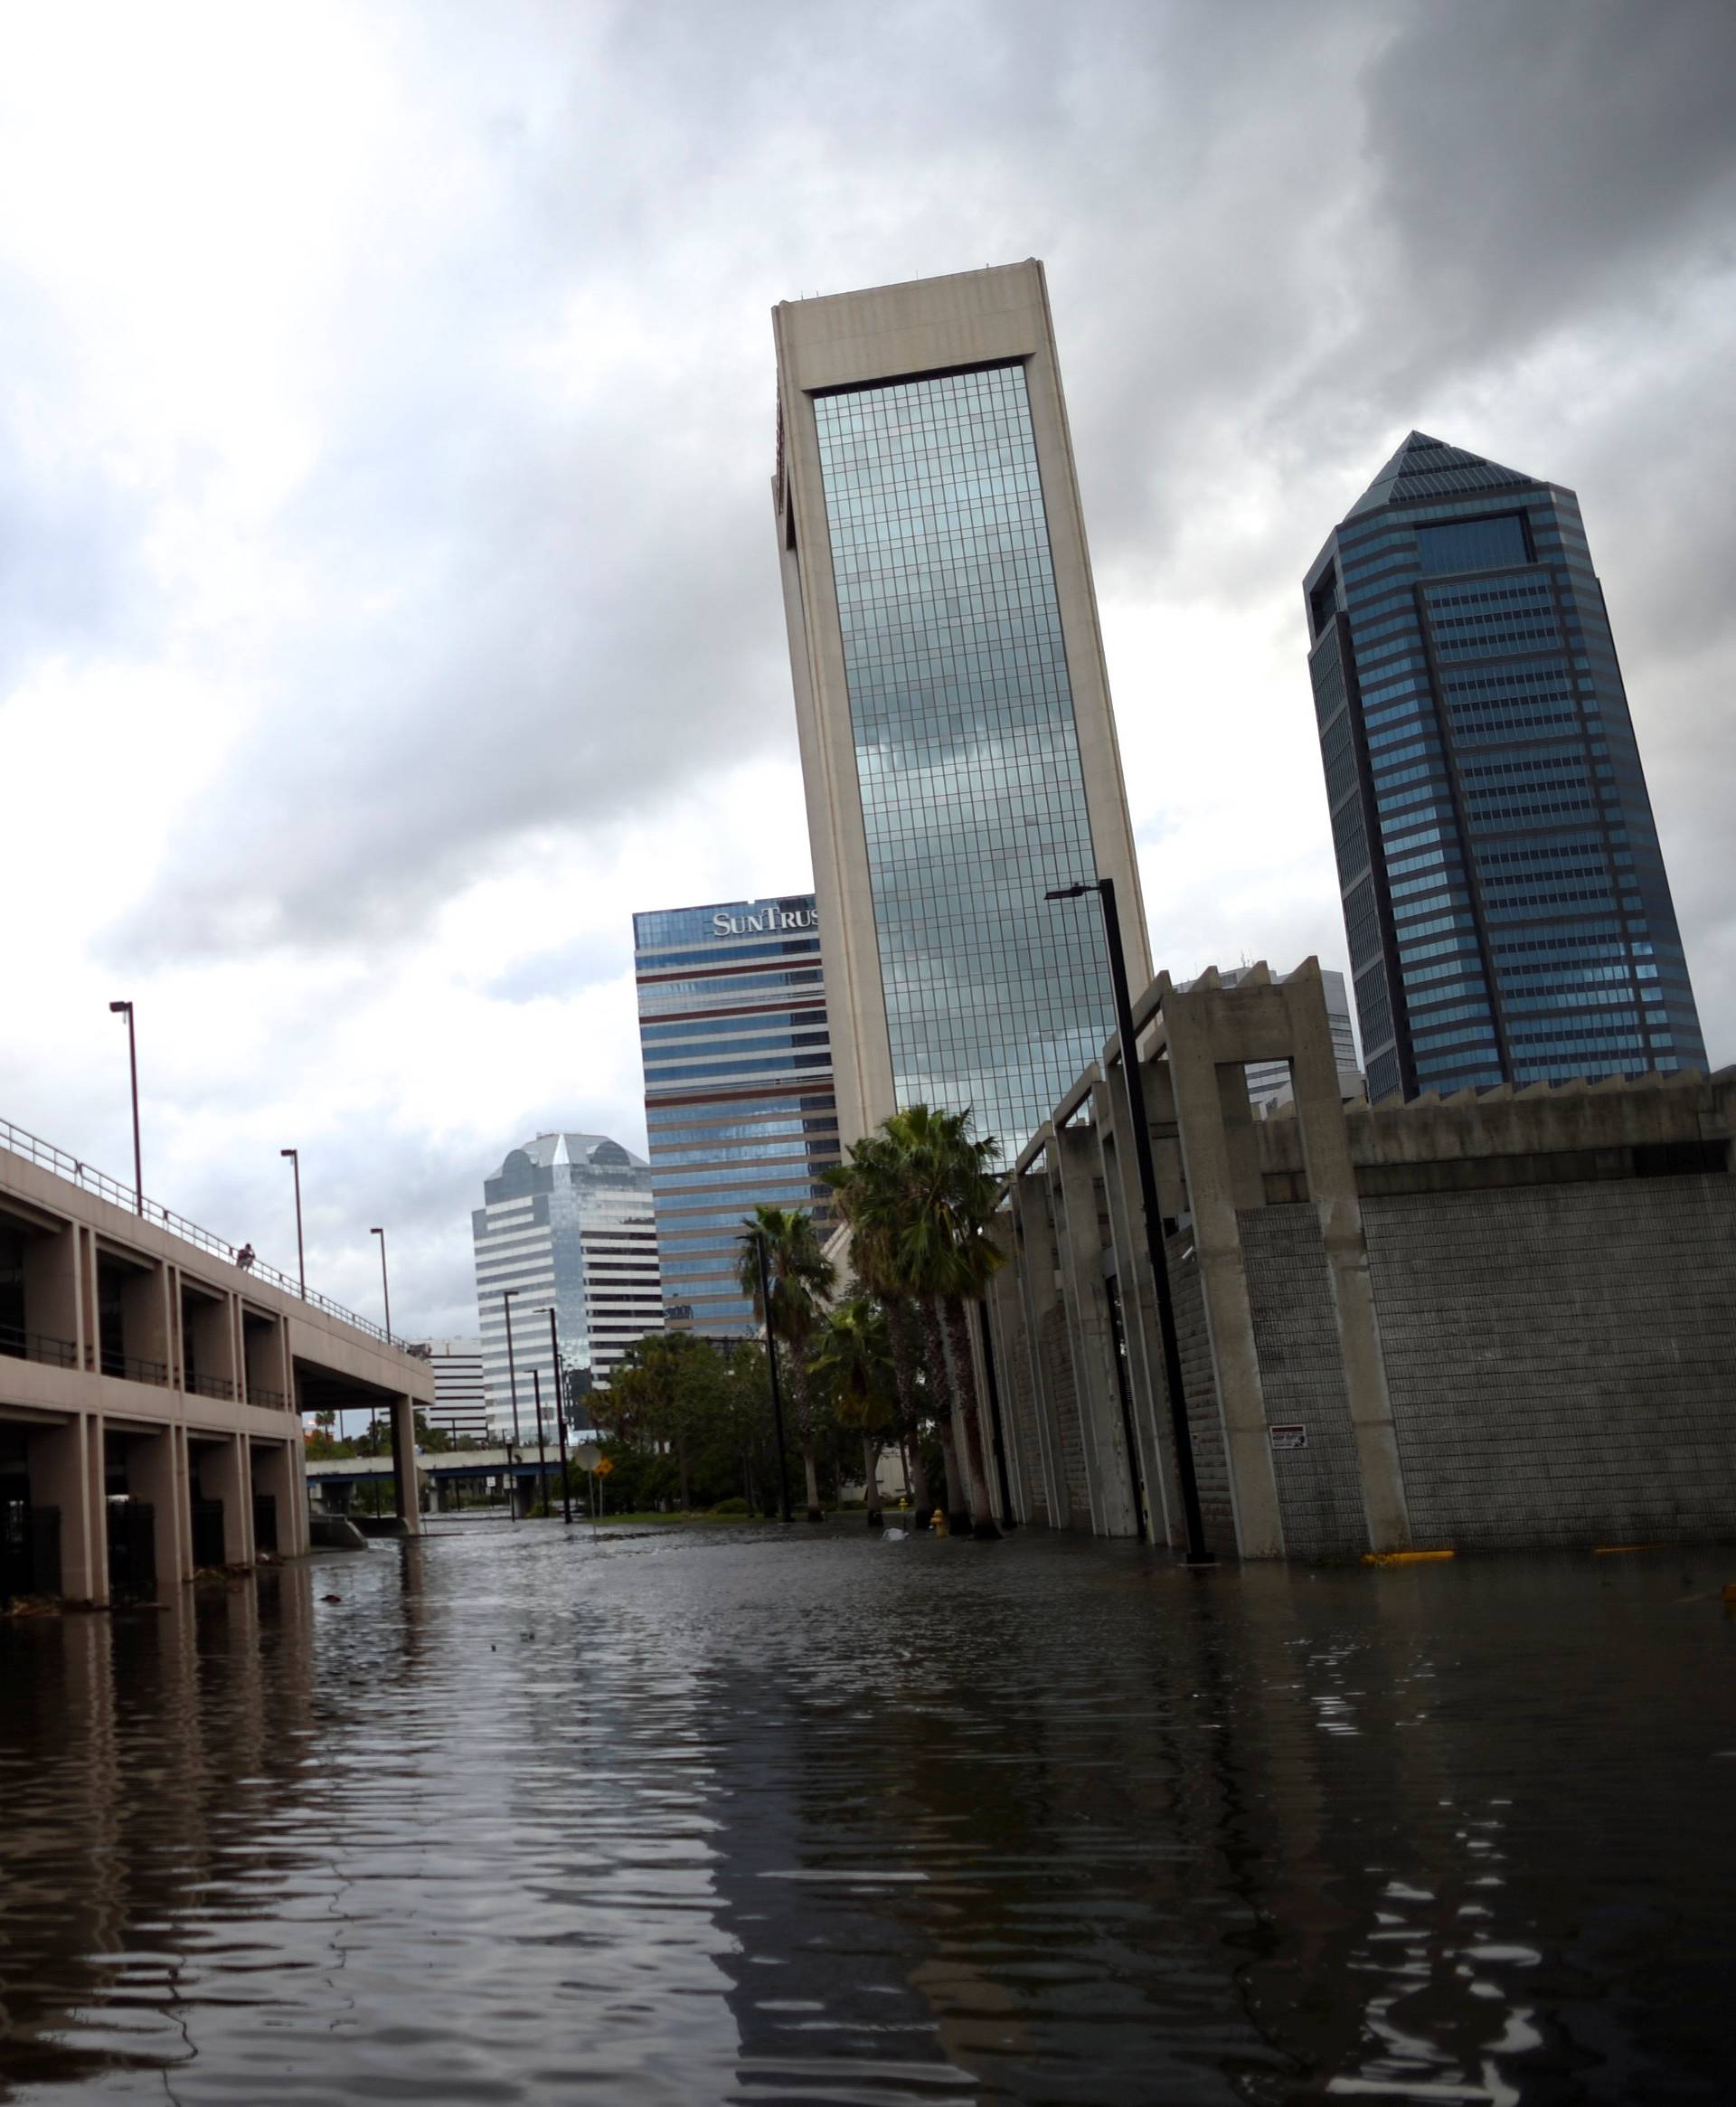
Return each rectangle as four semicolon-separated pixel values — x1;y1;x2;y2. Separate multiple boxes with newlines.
712;903;817;939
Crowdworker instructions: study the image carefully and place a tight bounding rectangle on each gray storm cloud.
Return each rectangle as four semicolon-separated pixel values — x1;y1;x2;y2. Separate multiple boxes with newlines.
2;0;1731;1334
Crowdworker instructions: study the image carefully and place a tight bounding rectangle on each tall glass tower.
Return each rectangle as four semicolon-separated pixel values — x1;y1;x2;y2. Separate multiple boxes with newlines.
1304;431;1705;1101
772;261;1151;1161
633;893;839;1338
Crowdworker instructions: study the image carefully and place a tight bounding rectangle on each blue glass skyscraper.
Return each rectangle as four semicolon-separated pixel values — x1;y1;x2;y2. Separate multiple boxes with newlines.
634;894;838;1337
1305;431;1705;1101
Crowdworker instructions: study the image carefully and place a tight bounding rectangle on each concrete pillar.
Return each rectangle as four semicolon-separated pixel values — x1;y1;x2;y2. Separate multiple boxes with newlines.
1285;967;1412;1552
1054;1121;1139;1536
390;1394;421;1535
129;1423;191;1589
271;1423;311;1554
1089;1073;1179;1546
24;1223;82;1365
120;1261;172;1384
29;1415;106;1603
1009;1162;1069;1527
1164;983;1285;1559
195;1431;252;1564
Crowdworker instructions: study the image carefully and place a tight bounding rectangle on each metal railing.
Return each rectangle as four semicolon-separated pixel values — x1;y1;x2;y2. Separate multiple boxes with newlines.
0;1114;415;1356
0;1321;78;1370
250;1385;288;1410
185;1371;235;1402
98;1348;169;1386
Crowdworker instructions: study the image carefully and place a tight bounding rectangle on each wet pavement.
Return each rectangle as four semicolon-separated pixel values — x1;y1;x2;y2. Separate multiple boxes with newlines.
2;1520;1734;2104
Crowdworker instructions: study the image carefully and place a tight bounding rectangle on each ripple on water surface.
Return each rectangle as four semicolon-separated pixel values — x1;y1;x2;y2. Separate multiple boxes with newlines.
2;1524;1734;2104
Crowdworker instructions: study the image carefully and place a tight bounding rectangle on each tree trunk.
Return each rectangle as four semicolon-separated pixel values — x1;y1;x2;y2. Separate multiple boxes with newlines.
944;1297;1001;1539
937;1420;965;1535
928;1298;975;1534
862;1434;882;1527
676;1427;691;1514
786;1357;825;1522
887;1295;931;1520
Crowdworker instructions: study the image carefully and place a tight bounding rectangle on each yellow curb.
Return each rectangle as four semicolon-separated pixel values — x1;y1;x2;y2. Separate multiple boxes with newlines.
1363;1548;1455;1566
1594;1545;1664;1556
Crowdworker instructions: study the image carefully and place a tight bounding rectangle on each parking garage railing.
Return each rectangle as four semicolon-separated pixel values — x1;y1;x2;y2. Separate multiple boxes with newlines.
1;1115;415;1356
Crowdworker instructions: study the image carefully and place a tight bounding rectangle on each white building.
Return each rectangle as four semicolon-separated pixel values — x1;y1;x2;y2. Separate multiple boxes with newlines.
471;1134;663;1441
405;1337;488;1444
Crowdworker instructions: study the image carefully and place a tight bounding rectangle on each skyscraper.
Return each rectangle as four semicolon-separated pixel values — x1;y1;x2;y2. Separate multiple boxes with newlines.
634;893;839;1338
772;260;1150;1160
1304;431;1705;1101
471;1133;662;1438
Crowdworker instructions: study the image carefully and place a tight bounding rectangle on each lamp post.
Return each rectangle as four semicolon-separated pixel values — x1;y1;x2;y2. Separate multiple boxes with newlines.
501;1288;523;1525
531;1368;552;1520
369;1226;392;1342
281;1149;306;1298
534;1304;574;1526
753;1231;794;1525
108;1000;142;1214
1045;877;1212;1564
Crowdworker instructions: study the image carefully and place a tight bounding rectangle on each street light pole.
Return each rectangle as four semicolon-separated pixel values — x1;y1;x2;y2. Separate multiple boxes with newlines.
542;1304;573;1526
1045;877;1212;1564
753;1231;793;1525
108;1001;142;1214
501;1288;523;1526
281;1149;306;1297
369;1226;392;1342
532;1368;551;1519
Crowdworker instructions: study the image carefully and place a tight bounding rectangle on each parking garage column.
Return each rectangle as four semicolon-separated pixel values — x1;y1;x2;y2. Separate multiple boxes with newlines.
196;1430;253;1565
390;1394;421;1535
30;1414;106;1604
130;1422;192;1589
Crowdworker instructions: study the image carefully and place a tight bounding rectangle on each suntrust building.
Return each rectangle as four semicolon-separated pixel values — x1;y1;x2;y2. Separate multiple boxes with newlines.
633;894;839;1337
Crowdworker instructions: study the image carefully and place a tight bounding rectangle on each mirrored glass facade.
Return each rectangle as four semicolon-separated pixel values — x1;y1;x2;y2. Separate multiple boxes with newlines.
811;362;1114;1159
634;896;839;1337
1306;431;1706;1100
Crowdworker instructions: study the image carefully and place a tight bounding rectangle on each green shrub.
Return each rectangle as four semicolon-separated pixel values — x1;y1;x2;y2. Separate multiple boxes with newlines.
709;1497;750;1516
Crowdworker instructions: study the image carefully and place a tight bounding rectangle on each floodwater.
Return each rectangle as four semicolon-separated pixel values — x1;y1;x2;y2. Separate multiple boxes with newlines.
2;1526;1734;2105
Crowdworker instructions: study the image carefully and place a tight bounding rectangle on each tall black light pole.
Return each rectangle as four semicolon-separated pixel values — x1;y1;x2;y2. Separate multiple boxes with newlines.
1045;878;1212;1564
531;1368;552;1519
540;1304;574;1526
753;1231;793;1525
501;1288;523;1525
281;1148;306;1297
108;1000;143;1214
370;1226;392;1342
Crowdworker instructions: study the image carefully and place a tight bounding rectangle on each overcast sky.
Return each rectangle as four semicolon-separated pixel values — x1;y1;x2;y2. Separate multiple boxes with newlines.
2;0;1731;1338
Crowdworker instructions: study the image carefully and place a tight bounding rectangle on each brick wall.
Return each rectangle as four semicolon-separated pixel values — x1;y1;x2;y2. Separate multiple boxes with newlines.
1364;1173;1736;1550
1239;1208;1371;1557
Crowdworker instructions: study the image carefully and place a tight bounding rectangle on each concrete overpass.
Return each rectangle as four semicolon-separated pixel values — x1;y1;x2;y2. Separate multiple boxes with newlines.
0;1117;435;1603
307;1443;602;1517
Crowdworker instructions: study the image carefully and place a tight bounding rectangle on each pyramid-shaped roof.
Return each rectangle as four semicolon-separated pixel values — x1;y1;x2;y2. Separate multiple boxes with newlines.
1347;430;1538;519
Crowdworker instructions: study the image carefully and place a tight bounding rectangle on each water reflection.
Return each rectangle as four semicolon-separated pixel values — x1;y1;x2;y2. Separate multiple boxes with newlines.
1;1529;1733;2102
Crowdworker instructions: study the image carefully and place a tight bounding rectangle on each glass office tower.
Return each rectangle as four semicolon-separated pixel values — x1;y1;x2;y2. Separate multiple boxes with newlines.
1304;431;1705;1101
471;1134;662;1436
634;895;839;1337
773;262;1151;1161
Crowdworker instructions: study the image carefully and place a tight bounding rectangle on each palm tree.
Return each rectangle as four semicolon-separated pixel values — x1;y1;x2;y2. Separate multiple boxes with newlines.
881;1104;1005;1540
736;1204;836;1522
809;1296;895;1528
824;1135;934;1521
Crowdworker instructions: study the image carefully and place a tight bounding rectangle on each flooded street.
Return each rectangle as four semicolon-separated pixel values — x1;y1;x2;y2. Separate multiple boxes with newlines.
2;1524;1733;2105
